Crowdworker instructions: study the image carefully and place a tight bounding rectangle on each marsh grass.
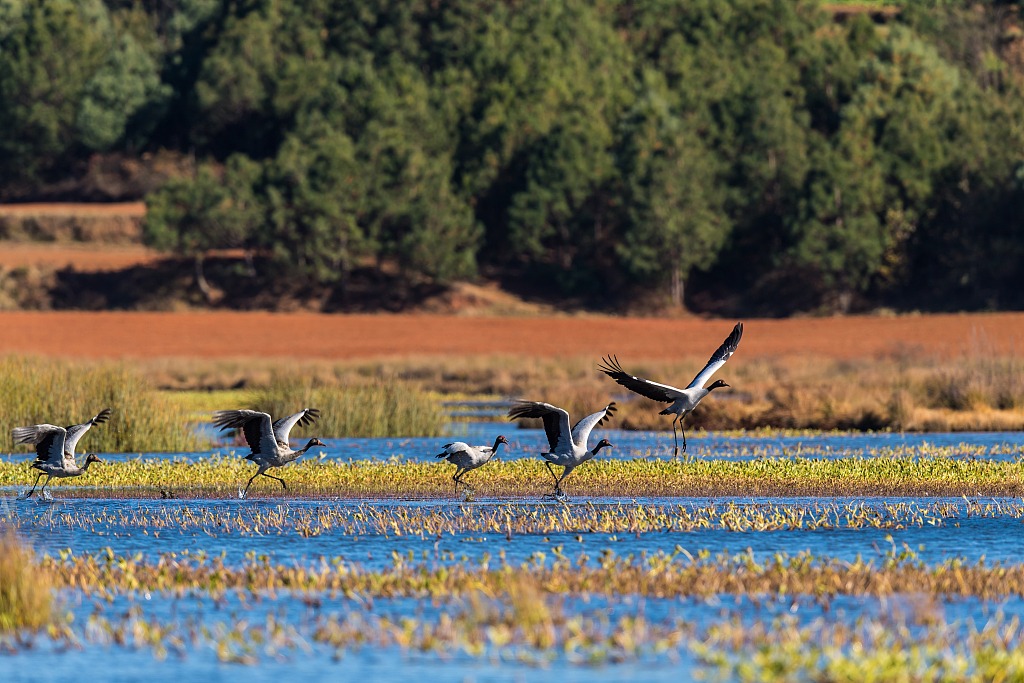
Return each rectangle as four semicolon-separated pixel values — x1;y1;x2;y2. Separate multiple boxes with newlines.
249;374;445;438
4;451;1020;499
140;348;1024;436
0;529;52;633
38;546;1024;601
19;546;1024;673
0;356;204;453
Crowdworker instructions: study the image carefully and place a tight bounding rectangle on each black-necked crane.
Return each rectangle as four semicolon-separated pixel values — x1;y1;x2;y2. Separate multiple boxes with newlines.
507;401;615;497
212;408;324;499
12;408;111;499
436;435;509;495
599;322;743;458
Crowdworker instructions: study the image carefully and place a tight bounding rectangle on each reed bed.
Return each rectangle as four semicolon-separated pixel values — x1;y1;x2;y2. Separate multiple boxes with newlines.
139;348;1024;434
9;500;1015;538
1;451;1022;498
248;375;445;438
0;356;203;453
0;529;52;634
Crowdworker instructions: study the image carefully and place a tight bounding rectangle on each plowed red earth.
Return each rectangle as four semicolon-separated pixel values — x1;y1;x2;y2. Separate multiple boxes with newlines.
0;311;1020;361
0;243;160;271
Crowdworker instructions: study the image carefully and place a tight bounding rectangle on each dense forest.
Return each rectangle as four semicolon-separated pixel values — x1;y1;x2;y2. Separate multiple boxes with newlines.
1;0;1022;315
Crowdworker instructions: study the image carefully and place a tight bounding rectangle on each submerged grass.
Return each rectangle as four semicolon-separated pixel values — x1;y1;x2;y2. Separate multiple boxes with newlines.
11;499;1018;537
16;546;1024;676
0;529;52;634
0;356;204;453
1;451;1021;498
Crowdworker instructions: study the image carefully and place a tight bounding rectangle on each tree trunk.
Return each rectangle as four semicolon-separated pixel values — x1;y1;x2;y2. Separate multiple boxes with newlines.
670;266;685;309
194;252;214;304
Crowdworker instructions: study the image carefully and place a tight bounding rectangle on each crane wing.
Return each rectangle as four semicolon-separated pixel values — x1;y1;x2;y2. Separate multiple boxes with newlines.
13;424;68;468
272;408;321;443
598;356;686;403
687;322;743;389
213;410;277;456
571;402;617;447
507;401;573;453
63;408;112;457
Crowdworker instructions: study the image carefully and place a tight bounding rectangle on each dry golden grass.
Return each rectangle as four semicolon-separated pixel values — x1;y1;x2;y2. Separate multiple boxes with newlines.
0;529;53;634
150;350;1024;433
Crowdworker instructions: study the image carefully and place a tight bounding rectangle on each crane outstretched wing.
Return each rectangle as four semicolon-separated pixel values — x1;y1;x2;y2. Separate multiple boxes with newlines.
507;401;573;453
571;402;616;447
599;356;686;403
13;424;69;468
272;408;321;443
213;410;277;456
687;322;743;389
64;408;112;457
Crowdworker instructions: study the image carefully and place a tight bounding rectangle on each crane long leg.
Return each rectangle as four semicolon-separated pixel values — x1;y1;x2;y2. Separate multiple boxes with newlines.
242;467;266;498
452;468;465;494
671;416;680;460
23;472;44;499
555;466;574;496
262;471;288;490
545;462;560;490
38;475;53;498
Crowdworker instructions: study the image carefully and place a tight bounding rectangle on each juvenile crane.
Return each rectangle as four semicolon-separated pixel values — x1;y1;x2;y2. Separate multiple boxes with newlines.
213;408;325;499
507;401;615;497
599;322;743;458
12;408;111;499
435;435;509;495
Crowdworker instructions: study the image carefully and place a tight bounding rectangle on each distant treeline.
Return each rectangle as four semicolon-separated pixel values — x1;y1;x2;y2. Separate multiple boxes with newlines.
1;0;1023;314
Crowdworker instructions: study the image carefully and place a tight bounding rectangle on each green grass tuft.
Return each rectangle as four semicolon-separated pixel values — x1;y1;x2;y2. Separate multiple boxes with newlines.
1;355;205;453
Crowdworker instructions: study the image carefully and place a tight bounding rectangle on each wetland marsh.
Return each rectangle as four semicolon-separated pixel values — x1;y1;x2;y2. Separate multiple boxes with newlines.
3;426;1024;681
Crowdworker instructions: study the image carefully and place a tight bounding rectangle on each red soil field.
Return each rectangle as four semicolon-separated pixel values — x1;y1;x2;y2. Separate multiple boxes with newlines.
0;242;161;271
0;311;1021;361
0;202;146;218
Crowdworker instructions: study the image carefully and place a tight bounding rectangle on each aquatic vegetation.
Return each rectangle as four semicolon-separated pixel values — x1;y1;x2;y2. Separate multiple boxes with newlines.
0;530;52;633
0;356;204;453
8;499;1018;538
694;611;1024;682
1;450;1020;498
31;546;1024;601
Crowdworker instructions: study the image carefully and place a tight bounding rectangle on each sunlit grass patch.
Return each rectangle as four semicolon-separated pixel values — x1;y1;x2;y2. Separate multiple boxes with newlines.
249;375;445;438
1;449;1021;499
0;529;53;634
0;356;205;453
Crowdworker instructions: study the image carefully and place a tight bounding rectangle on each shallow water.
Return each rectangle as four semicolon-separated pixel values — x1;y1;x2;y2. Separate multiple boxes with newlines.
3;427;1024;680
4;496;1024;569
13;423;1021;464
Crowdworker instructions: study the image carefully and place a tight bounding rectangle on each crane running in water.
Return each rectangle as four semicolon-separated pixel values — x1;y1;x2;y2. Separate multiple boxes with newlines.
435;435;509;495
507;401;615;497
213;408;325;499
12;408;111;500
